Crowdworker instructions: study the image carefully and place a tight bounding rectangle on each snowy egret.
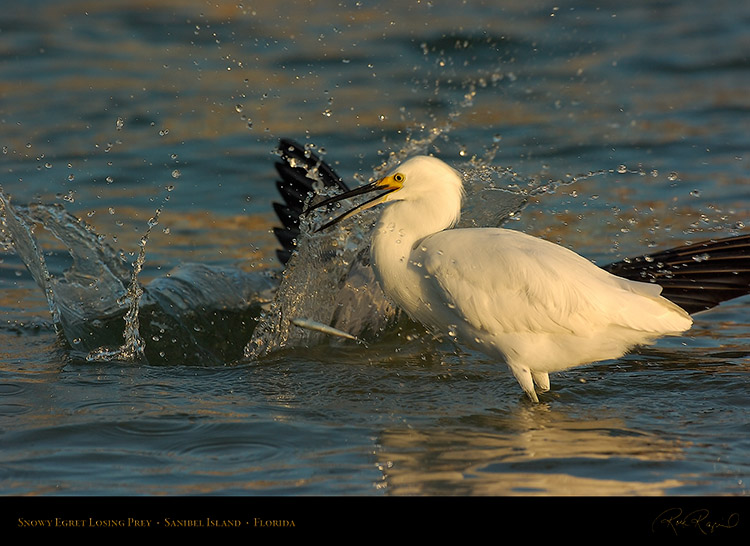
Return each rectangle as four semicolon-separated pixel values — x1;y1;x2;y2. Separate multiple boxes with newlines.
306;153;750;402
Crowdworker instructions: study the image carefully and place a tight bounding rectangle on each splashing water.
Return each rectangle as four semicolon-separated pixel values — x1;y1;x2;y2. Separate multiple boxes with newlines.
0;186;165;362
1;190;131;346
1;185;275;365
1;193;66;332
85;205;163;363
245;165;383;359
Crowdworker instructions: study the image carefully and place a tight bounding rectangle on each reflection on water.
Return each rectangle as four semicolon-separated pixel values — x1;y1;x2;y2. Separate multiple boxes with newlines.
378;410;687;495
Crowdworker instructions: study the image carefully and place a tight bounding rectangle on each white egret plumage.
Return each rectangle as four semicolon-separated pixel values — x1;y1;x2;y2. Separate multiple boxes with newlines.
294;150;750;402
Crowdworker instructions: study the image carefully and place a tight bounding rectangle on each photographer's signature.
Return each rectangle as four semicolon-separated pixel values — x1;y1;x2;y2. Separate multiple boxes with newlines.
652;507;739;535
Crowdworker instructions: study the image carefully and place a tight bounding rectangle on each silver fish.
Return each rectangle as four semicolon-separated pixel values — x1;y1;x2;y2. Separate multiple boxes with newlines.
290;317;361;342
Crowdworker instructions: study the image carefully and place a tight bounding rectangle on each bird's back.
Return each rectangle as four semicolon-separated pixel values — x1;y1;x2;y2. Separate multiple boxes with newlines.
407;227;692;372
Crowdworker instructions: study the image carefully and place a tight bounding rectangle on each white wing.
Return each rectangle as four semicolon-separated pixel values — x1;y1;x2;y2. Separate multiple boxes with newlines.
414;228;692;369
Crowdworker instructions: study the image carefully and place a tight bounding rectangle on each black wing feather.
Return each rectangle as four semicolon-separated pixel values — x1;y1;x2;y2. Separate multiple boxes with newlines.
603;234;750;314
271;138;349;264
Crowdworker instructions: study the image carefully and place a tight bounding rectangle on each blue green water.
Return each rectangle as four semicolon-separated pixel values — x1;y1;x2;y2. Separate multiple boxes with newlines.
1;0;749;505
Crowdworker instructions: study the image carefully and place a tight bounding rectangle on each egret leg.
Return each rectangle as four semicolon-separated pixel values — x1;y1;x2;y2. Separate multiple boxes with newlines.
509;364;539;403
532;371;550;392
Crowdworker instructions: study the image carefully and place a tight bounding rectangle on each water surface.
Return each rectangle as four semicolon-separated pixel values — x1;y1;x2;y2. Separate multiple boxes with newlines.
1;0;749;504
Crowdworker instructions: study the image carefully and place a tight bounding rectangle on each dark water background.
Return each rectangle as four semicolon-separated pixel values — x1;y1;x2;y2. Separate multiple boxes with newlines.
1;0;749;506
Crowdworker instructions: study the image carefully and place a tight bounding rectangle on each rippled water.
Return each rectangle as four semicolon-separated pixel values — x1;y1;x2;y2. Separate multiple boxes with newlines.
2;0;750;506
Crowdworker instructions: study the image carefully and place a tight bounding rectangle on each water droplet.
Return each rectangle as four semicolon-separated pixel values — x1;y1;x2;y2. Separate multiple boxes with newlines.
171;169;181;179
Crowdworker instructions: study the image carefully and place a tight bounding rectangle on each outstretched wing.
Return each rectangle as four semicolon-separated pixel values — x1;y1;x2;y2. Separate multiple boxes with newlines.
272;138;349;264
603;234;750;314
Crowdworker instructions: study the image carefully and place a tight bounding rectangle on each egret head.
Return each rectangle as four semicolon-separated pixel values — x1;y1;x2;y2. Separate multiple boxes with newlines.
311;155;464;231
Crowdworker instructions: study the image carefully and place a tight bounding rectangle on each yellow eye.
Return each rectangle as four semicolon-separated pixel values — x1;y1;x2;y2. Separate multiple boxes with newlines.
393;173;405;182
